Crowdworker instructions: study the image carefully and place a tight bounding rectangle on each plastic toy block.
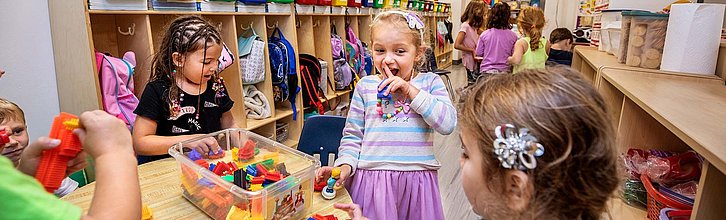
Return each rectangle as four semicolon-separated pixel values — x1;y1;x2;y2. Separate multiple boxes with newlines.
314;180;327;192
35;113;82;193
249;184;263;191
234;169;248;189
209;163;216;171
194;159;209;168
265;172;282;182
377;81;392;100
0;130;9;145
256;164;270;176
238;140;256;161
198;178;215;188
208;148;225;159
245;164;258;177
259;159;275;170
200;188;233;207
250;176;265;184
263;152;279;164
231;148;239;161
222;175;234;182
276;163;290;177
312;214;338;220
141;205;153;220
213;162;229;176
226;206;251;220
188;148;203;161
228;162;239;171
246;174;253;182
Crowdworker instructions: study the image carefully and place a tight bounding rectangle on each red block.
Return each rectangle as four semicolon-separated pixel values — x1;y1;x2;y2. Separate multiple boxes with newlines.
228;162;238;172
265;172;282;182
238;140;256;160
250;176;265;184
213;162;229;176
256;163;269;176
195;159;209;168
35;113;82;193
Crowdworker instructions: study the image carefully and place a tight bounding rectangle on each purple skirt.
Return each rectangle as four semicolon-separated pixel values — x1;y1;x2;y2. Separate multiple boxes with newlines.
346;169;444;220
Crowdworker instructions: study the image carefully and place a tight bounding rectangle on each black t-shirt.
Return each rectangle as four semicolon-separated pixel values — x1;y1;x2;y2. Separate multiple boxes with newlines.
134;79;233;160
547;49;573;66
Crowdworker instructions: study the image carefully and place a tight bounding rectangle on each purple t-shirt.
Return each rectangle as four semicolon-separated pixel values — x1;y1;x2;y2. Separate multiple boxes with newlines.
475;28;518;73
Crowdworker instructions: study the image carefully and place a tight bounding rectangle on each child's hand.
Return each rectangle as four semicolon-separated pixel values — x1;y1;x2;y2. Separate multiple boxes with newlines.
74;110;134;159
316;164;352;188
16;137;88;177
188;137;222;157
334;203;369;220
378;65;420;99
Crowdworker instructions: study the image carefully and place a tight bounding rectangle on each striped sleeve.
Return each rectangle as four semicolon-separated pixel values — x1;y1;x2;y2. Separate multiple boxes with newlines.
333;82;365;176
410;74;457;135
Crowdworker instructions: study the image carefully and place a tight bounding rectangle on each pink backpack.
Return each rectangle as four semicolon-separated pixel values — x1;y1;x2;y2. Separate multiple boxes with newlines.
96;51;139;130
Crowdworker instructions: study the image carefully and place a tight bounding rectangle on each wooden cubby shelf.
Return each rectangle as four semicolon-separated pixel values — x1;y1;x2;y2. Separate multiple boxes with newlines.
572;46;726;219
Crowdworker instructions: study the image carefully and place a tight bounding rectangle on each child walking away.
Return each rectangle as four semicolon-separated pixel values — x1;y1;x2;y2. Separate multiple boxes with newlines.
475;2;518;78
458;67;618;219
0;98;78;197
133;15;237;163
316;11;457;220
547;28;574;66
455;0;487;81
508;7;548;73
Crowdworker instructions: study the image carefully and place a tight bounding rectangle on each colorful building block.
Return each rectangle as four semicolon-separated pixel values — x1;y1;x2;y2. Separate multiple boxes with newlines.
188;148;203;161
256;163;270;176
35;113;82;193
141;205;153;220
208;148;225;159
234;169;248;189
194;159;209;168
246;164;258;177
263;152;279;164
265;172;282;182
249;184;263;191
238;140;256;161
231;148;239;161
250;176;265;184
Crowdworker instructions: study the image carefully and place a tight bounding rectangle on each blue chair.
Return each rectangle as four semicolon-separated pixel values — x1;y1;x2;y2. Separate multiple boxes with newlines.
298;115;347;166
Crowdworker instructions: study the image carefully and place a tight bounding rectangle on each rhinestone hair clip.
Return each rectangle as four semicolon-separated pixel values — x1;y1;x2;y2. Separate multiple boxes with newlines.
493;124;545;170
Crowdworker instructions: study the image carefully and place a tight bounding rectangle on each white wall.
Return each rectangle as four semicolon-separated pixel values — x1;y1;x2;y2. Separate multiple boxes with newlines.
543;0;579;41
0;0;61;140
451;0;463;61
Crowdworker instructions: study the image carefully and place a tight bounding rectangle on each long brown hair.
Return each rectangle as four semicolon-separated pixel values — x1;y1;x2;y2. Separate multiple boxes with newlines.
517;7;546;51
150;15;222;115
461;0;487;30
458;67;618;219
487;2;512;30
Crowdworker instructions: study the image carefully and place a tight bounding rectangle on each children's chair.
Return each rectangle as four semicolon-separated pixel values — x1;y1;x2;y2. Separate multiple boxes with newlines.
297;115;346;166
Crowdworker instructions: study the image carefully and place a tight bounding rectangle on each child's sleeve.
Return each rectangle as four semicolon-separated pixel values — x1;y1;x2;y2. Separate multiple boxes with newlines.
333;83;366;176
410;74;457;135
0;158;82;219
475;33;485;57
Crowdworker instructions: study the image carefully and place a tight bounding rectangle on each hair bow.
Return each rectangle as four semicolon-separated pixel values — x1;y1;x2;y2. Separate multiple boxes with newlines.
394;99;411;114
493;124;545;170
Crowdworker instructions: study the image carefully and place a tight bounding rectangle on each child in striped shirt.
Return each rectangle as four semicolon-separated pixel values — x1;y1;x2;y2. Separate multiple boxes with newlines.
316;11;457;220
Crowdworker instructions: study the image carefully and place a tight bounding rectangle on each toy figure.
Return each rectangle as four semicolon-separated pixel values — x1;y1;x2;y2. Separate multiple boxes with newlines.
321;167;340;200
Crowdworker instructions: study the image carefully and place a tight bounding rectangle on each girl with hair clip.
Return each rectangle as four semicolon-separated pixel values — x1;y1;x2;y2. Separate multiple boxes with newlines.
508;7;548;73
458;67;619;219
317;11;457;220
133;15;236;163
455;0;488;82
475;1;518;78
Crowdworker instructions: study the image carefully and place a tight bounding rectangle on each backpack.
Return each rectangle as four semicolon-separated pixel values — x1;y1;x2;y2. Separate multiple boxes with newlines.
268;27;300;119
331;25;354;90
95;51;139;130
362;42;373;76
237;28;265;84
345;25;366;77
299;54;326;114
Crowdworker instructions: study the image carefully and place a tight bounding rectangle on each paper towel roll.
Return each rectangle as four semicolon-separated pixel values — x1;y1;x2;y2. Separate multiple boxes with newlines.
661;4;725;75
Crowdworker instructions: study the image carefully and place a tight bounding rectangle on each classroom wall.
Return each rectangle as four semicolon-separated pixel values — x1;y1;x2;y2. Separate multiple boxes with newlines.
451;0;463;61
0;0;61;140
543;0;579;41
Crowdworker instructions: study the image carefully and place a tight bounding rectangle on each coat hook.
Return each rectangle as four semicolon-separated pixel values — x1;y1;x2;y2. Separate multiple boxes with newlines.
241;21;253;30
266;21;279;29
296;20;301;28
118;23;135;36
312;20;319;28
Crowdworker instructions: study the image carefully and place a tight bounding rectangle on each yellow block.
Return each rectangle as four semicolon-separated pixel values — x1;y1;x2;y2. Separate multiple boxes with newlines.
226;206;251;220
141;205;153;220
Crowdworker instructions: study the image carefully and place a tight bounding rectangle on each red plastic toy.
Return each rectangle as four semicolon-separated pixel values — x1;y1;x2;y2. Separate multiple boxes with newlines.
314;180;327;191
0;130;10;145
35;112;82;193
311;213;338;220
238;139;255;161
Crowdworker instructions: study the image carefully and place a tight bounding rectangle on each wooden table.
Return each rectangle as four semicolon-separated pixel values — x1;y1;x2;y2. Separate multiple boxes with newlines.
61;158;352;219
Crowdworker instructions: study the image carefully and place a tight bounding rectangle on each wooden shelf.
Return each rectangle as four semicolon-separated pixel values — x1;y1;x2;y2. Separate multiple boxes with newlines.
246;108;295;130
88;10;289;16
282;139;299;148
605;198;647;219
601;69;726;173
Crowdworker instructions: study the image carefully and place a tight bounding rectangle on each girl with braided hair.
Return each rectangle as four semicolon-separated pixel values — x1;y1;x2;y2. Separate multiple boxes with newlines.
508;7;548;73
133;15;236;163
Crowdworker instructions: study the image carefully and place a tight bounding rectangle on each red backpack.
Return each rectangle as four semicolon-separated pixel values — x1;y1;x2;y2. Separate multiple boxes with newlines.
95;51;139;130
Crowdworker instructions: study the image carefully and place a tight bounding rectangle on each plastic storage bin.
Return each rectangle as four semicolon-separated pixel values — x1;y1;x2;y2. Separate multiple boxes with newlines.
170;129;319;220
617;13;632;63
332;0;347;7
347;0;361;7
275;122;289;143
373;0;383;8
625;11;669;69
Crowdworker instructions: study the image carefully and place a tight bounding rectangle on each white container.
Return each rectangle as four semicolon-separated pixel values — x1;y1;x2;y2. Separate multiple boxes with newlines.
608;29;622;55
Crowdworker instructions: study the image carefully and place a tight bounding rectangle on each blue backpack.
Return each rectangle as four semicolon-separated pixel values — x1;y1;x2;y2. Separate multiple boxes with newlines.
268;27;300;120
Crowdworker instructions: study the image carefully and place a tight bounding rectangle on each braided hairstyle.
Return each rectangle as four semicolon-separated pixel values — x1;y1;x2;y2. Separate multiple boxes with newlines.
150;15;222;115
517;7;546;51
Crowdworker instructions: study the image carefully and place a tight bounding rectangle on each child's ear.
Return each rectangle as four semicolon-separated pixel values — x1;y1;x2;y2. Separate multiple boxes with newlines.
503;170;532;212
172;52;185;68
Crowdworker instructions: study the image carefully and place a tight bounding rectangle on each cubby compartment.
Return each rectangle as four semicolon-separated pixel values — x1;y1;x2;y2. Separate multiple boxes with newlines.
236;15;275;128
251;121;276;141
295;16;316;55
89;14;154;96
312;16;336;99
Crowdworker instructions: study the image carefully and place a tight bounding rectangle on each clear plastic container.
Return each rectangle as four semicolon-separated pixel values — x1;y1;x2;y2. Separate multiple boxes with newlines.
624;11;669;69
169;129;319;220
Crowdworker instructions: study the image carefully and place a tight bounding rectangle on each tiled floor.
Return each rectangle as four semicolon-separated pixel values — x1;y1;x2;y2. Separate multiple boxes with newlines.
433;64;480;220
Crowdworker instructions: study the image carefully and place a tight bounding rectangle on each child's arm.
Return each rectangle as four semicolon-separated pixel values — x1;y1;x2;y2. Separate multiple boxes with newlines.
409;74;457;135
454;32;474;54
74;110;140;220
132;116;220;155
508;39;527;65
220;111;238;129
332;83;365;177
